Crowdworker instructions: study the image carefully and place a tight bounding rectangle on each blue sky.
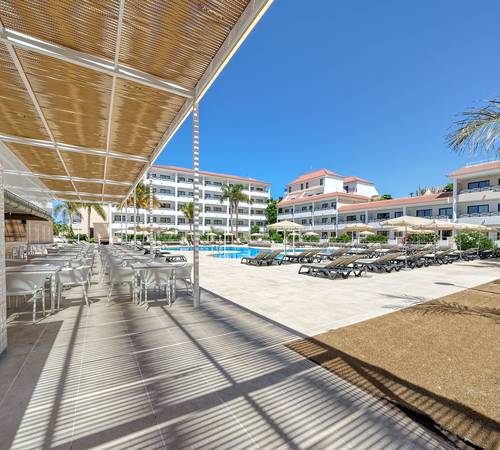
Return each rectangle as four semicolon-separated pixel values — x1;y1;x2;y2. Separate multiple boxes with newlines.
156;0;500;199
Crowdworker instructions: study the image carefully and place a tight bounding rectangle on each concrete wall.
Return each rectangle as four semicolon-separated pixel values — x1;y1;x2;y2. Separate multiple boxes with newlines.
1;162;7;354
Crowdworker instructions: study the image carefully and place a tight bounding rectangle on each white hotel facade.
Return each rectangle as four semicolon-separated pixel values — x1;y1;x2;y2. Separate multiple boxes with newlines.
110;165;271;237
277;161;500;242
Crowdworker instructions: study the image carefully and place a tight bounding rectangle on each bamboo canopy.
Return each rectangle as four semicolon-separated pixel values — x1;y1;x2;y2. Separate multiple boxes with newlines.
0;0;274;204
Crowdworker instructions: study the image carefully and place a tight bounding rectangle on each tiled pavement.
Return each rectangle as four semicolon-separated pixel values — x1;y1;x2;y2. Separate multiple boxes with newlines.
0;272;453;449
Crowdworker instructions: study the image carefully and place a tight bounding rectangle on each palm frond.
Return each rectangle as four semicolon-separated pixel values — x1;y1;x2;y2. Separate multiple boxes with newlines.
447;98;500;154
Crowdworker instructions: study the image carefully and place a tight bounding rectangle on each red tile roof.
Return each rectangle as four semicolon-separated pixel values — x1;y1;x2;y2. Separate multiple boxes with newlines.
343;176;373;185
448;160;500;177
278;191;369;207
289;169;342;185
153;165;271;185
338;192;453;212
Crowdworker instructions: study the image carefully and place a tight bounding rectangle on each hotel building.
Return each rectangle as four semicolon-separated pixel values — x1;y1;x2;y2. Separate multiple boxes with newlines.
109;165;271;238
277;161;500;243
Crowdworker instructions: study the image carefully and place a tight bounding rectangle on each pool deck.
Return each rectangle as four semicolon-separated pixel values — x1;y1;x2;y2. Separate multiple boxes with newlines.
187;250;500;336
0;267;451;449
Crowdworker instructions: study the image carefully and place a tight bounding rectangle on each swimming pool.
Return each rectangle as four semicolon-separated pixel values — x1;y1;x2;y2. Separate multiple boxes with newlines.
162;246;306;259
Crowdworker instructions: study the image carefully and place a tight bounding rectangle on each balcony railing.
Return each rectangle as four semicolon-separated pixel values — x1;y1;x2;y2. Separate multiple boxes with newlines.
459;185;500;194
458;211;500;218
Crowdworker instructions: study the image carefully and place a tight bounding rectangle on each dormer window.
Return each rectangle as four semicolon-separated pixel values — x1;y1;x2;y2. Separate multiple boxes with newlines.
305;182;309;189
300;183;303;190
320;178;323;186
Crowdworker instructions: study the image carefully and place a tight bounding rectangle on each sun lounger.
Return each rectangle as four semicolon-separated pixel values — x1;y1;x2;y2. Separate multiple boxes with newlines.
241;251;269;265
422;248;455;265
354;252;405;273
298;255;364;279
282;249;320;263
241;250;282;266
394;250;430;269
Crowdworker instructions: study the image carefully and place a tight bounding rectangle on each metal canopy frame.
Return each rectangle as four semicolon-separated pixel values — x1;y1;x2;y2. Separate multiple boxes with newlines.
0;0;274;311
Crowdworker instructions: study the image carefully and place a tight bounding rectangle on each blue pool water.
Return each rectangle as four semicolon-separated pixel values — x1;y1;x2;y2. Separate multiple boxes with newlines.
163;246;306;259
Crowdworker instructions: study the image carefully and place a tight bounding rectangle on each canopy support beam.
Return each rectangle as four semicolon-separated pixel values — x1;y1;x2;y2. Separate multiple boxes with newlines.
0;23;81;201
0;28;193;99
4;170;132;186
0;133;149;162
102;0;125;202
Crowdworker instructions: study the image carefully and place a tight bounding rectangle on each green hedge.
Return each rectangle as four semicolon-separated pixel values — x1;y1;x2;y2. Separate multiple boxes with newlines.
361;234;388;243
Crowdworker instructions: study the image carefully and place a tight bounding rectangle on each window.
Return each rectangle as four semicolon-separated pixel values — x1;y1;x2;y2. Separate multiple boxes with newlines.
360;214;365;222
178;218;186;224
214;207;223;212
301;219;307;225
467;205;489;214
301;206;308;211
205;219;211;225
159;188;171;194
345;185;349;192
178;191;186;196
114;215;122;222
320;178;323;186
300;183;304;190
394;211;403;218
278;208;283;213
321;217;328;223
467;180;489;190
214;219;223;225
305;182;309;189
205;193;211;199
321;203;328;209
238;208;245;214
288;186;291;193
439;207;453;217
377;212;390;220
178;177;185;182
416;209;432;217
346;215;357;222
187;178;193;183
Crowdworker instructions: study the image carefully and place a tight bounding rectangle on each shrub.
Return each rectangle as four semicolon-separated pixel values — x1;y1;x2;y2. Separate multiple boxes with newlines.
269;231;283;243
455;231;493;251
302;235;320;242
362;234;388;243
156;232;181;242
330;234;352;243
408;233;435;244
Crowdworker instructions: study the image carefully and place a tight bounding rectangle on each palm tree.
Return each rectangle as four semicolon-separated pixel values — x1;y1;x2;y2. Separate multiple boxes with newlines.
53;201;82;228
80;203;107;238
126;182;160;210
220;184;252;238
448;98;500;154
180;202;194;231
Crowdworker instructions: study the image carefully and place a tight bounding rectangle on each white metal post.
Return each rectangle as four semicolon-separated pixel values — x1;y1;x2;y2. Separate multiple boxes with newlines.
108;202;113;244
192;101;200;307
0;160;7;354
133;189;137;247
149;173;153;250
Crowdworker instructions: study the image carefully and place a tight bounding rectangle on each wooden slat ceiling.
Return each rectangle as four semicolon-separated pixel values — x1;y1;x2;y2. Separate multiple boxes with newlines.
0;0;256;204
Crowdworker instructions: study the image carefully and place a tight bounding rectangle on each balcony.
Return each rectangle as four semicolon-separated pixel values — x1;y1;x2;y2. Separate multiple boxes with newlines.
458;211;500;225
313;208;337;216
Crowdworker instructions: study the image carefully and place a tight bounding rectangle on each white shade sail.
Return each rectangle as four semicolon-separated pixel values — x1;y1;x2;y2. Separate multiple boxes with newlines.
342;224;375;233
380;216;433;227
303;231;319;237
